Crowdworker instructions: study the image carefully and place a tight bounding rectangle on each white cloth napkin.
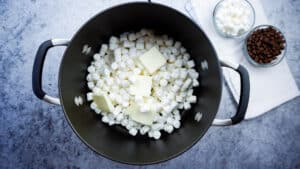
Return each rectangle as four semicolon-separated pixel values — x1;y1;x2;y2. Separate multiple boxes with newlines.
187;0;300;119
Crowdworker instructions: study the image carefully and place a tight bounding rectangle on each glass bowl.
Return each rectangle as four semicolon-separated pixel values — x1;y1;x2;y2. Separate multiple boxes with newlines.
213;0;256;38
244;25;287;67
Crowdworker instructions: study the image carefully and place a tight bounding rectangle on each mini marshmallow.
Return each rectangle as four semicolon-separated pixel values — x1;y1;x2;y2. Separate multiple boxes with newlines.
140;126;150;135
156;39;164;46
109;43;118;50
104;69;110;77
86;74;92;82
93;53;101;60
108;93;116;101
121;48;129;54
113;106;122;115
90;102;98;110
100;44;108;53
178;103;184;109
183;102;191;110
91;73;99;81
194;112;203;122
136;38;144;43
92;87;101;95
121;80;130;87
187;89;193;97
135;32;143;39
188;95;197;103
171;71;180;79
175;95;184;102
172;120;180;129
159;79;168;87
74;97;79;106
183;53;190;61
136;42;144;50
174;41;181;49
165;39;174;47
128;33;137;41
148;131;154;138
116;113;124;121
164;125;174;133
166;117;173;124
171;85;180;93
187;60;195;68
94;108;101;114
175;60;183;67
87;82;95;89
145;42;154;50
192;79;200;87
96;80;104;87
162;72;171;80
122;101;129;108
153;131;161;140
189;70;199;79
180;47;186;54
120;33;128;42
111;62;118;70
170;47;178;55
123;41;135;48
168;55;176;63
94;61;103;68
175;79;183;87
181;79;192;91
109;36;118;44
108;120;115;126
102;116;109;123
121;118;129;126
82;45;92;55
133;68;141;75
179;69;188;79
140;29;148;36
86;92;93;101
152;123;163;130
128;76;137;83
119;62;126;70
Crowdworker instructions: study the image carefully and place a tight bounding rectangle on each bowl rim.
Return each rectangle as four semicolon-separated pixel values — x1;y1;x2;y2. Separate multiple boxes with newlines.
212;0;256;38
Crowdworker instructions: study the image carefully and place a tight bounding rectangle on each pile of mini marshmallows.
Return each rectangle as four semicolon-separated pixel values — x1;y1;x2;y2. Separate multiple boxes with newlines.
85;29;199;139
214;0;254;37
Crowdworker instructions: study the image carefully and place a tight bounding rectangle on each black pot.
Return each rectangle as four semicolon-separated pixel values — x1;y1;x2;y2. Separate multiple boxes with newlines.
32;2;250;165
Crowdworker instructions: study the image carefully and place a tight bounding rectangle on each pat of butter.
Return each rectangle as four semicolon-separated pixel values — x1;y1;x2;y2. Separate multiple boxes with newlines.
125;103;155;125
129;75;152;96
93;93;114;113
124;103;139;115
137;47;166;74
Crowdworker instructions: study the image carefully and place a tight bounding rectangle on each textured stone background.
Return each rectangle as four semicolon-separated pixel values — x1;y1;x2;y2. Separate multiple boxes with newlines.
0;0;299;168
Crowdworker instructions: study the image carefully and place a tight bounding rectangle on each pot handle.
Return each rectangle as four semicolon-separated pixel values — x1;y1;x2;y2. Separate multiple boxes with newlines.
32;39;70;105
212;59;250;126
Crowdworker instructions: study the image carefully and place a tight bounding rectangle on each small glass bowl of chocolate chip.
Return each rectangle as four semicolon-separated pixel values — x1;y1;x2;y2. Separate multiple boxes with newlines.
244;25;286;67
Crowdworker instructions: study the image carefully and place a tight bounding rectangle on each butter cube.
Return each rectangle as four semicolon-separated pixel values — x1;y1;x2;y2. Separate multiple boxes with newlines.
93;93;114;113
129;75;152;97
125;103;155;125
124;103;139;115
137;47;166;74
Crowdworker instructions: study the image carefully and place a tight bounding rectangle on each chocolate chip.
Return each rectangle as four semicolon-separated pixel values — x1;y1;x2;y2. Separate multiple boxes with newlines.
246;26;285;64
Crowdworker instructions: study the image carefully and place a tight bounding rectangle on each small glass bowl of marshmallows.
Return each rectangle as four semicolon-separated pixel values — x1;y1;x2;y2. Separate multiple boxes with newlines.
213;0;255;38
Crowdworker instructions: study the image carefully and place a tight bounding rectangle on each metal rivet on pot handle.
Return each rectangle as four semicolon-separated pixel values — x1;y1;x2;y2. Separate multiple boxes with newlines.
32;39;70;105
212;59;250;126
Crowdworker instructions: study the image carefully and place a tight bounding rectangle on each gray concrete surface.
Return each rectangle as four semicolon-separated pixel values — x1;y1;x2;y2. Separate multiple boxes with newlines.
0;0;299;168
